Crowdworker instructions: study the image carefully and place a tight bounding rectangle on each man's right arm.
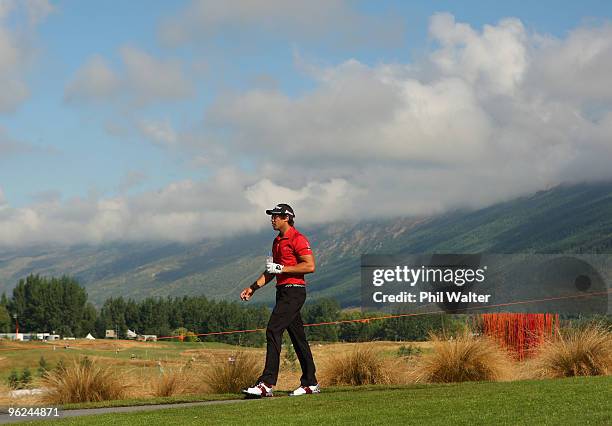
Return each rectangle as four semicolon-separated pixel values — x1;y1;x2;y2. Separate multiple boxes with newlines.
252;271;275;290
240;271;274;301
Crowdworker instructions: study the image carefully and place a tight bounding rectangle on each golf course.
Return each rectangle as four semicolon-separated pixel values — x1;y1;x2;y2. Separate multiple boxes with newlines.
1;332;610;425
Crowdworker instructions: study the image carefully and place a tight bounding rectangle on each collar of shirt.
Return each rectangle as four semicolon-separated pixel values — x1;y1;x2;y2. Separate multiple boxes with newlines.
275;226;296;241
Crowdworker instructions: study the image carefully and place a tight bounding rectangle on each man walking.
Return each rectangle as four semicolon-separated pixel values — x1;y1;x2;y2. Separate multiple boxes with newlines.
240;203;320;397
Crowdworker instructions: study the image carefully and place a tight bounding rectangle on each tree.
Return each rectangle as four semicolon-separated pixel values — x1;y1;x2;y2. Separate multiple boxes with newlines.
20;368;32;389
124;299;141;334
7;275;88;336
0;304;10;333
338;311;385;342
99;297;128;338
38;356;49;377
302;298;340;342
284;342;297;371
7;369;19;390
78;303;98;337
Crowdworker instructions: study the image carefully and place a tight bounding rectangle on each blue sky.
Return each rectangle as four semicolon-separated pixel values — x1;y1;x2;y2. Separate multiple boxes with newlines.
1;1;611;246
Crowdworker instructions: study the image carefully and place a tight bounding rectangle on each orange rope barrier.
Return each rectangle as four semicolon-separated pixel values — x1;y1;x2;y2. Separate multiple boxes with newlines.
156;289;611;340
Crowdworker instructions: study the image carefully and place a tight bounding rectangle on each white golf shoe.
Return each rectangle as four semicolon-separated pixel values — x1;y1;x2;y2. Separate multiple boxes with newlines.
242;381;273;398
289;384;321;396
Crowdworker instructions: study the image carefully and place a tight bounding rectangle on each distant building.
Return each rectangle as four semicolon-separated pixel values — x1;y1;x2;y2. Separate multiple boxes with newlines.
105;329;116;339
137;334;157;342
0;333;60;341
0;333;23;341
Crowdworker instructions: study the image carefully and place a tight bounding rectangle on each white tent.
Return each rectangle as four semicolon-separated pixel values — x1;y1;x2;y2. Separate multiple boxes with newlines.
85;333;95;340
126;329;138;339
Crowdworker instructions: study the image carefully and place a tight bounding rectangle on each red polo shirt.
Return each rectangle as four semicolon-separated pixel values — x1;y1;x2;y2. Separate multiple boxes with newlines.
273;226;313;286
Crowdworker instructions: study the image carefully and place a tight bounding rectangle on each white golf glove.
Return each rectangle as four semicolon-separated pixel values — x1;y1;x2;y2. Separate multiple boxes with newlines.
266;261;284;274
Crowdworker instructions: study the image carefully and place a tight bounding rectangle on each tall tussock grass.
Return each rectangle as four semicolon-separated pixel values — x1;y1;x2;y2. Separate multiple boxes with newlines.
202;352;260;394
323;345;396;386
415;332;512;383
152;368;189;397
41;357;131;404
532;324;612;378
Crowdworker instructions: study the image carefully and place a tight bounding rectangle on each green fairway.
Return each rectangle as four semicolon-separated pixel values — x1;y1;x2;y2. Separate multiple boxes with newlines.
25;376;611;425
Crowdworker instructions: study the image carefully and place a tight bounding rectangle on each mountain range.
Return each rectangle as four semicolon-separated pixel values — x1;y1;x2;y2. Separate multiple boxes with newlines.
1;181;611;307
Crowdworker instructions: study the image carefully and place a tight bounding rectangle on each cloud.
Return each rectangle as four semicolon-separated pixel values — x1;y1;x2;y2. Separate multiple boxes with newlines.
117;170;147;193
206;65;490;165
159;0;405;49
0;0;53;25
137;119;179;147
0;2;14;20
197;15;612;217
120;46;194;104
0;25;30;112
0;126;39;159
245;178;362;224
526;23;612;103
0;0;53;112
0;171;347;246
429;13;527;96
65;46;194;106
3;14;612;246
22;0;54;25
64;55;121;102
28;189;61;204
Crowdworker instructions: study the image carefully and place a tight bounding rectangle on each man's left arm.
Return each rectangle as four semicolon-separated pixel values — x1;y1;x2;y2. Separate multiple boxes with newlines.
281;254;315;274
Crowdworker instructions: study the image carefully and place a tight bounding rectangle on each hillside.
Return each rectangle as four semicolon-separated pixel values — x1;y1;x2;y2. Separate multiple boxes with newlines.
1;181;612;307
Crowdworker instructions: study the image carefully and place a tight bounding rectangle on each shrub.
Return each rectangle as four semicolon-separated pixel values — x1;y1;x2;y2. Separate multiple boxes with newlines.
20;368;32;388
41;357;131;404
54;358;66;373
172;327;200;342
184;331;200;343
7;369;19;390
397;344;422;357
415;332;512;383
7;368;33;390
323;345;396;386
532;324;612;378
38;356;49;377
283;343;298;371
202;352;260;394
152;368;188;397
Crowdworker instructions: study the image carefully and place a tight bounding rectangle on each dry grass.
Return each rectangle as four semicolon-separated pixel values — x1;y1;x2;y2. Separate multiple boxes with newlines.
322;345;398;386
151;368;189;397
148;360;208;397
41;358;132;404
531;325;612;378
202;352;260;394
414;332;513;383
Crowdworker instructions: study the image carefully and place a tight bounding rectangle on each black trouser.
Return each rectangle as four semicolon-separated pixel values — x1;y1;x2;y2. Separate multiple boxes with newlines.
257;285;317;387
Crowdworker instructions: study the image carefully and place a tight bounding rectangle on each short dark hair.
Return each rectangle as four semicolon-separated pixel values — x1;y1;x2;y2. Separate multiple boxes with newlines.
280;214;294;226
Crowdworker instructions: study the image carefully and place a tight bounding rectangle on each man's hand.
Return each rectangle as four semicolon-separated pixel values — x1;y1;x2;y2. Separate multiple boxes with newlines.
240;287;254;301
266;261;284;274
